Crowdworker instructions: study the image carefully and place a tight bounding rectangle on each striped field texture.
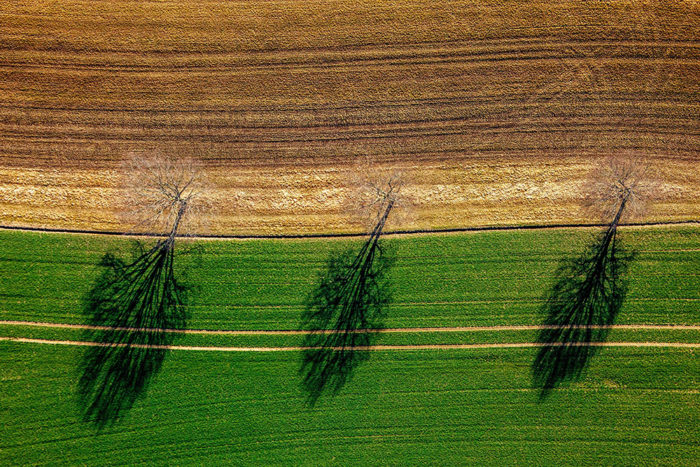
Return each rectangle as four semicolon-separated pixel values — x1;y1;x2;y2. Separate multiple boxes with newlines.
0;227;698;465
1;1;699;234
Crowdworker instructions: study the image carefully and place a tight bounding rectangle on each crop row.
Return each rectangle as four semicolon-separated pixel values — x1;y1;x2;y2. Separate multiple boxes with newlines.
1;342;697;465
0;227;697;330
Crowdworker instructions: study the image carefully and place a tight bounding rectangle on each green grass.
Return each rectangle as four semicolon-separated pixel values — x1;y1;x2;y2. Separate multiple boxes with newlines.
0;227;698;465
1;227;698;331
1;343;697;466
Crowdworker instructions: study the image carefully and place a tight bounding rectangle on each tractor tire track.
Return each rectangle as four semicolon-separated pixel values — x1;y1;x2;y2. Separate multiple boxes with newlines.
1;320;698;335
0;336;697;352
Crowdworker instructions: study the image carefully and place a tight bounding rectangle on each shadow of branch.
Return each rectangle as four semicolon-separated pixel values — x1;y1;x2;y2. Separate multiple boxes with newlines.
299;240;393;406
533;224;633;400
78;240;187;428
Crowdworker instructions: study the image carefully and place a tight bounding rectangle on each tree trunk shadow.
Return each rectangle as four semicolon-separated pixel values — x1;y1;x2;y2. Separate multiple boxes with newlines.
533;200;633;400
300;204;394;406
78;239;187;428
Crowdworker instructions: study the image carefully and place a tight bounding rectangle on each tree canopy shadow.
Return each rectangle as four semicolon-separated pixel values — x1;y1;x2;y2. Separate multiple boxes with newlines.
300;203;394;406
533;200;633;400
78;238;187;428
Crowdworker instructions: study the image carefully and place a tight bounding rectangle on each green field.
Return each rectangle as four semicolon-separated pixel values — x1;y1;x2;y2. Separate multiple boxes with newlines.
1;227;698;465
2;227;699;330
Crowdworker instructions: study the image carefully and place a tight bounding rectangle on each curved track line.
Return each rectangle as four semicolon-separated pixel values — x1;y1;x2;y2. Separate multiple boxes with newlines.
0;337;698;352
1;320;699;335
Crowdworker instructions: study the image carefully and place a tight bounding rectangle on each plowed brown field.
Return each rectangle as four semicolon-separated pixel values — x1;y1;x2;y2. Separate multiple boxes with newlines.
1;1;699;234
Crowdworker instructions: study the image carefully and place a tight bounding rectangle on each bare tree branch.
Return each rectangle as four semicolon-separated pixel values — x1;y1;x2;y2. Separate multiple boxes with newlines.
300;160;404;405
582;152;659;223
344;157;416;233
120;152;209;236
533;154;656;399
79;152;202;427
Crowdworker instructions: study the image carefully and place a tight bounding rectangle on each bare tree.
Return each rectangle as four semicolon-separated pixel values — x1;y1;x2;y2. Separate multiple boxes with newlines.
79;153;202;427
344;161;407;232
300;163;406;405
120;152;206;235
533;155;654;399
581;153;656;223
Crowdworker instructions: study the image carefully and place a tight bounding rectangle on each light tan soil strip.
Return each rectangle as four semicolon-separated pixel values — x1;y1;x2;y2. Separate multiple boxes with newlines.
1;320;699;335
0;336;698;352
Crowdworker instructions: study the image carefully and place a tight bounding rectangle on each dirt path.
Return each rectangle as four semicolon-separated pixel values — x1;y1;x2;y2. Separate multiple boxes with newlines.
2;320;699;335
0;336;698;352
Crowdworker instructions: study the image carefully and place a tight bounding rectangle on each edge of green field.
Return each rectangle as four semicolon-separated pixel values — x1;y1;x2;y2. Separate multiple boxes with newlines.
1;227;698;465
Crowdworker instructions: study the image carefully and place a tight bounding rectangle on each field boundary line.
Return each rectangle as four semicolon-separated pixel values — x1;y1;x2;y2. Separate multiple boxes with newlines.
1;336;698;352
0;220;697;240
2;321;699;335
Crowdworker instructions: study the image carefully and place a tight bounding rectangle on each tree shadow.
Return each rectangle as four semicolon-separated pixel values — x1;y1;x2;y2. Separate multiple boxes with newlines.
78;239;187;428
532;220;633;400
300;211;394;406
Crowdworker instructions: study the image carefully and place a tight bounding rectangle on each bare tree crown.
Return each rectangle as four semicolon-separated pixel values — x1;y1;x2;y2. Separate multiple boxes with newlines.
345;158;415;232
582;153;658;223
121;153;206;236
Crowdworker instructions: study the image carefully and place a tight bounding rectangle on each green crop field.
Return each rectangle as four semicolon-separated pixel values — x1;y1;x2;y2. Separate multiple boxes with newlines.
2;345;698;465
2;227;699;330
1;226;698;465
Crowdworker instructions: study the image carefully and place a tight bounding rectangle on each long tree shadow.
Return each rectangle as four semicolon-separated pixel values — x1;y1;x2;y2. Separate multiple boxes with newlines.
78;237;187;428
533;196;633;400
300;202;395;406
